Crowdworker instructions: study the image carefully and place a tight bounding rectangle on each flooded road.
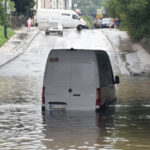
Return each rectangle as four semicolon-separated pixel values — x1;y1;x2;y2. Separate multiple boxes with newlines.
0;75;150;150
0;29;150;150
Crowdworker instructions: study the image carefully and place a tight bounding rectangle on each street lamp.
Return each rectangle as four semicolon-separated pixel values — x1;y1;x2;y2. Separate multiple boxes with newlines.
64;0;67;9
4;0;8;39
57;0;58;9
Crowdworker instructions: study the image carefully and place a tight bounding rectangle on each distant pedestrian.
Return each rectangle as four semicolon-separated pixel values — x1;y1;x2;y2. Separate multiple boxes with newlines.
27;17;32;32
109;18;114;29
114;18;119;29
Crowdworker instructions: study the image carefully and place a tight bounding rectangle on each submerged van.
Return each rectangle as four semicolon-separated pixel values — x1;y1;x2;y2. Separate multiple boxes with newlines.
42;49;119;111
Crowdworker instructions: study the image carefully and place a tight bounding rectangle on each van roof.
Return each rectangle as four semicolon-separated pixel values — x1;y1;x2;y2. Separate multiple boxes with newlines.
49;49;110;64
38;8;76;14
50;48;107;53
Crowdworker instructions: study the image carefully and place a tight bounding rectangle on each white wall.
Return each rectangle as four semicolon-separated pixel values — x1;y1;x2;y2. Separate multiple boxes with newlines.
38;0;72;9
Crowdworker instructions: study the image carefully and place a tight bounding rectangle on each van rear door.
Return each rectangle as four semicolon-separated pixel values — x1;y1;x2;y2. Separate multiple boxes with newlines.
44;51;71;109
44;50;98;110
70;51;98;110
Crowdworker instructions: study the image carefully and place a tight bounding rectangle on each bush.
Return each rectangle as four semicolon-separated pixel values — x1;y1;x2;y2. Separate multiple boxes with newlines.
104;0;150;41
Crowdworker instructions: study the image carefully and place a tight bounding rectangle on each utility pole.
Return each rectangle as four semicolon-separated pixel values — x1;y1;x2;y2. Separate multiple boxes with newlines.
44;0;45;8
36;0;38;10
57;0;58;9
4;0;8;39
64;0;67;9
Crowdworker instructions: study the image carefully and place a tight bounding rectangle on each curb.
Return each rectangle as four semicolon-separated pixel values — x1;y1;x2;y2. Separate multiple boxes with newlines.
0;29;39;67
101;29;129;75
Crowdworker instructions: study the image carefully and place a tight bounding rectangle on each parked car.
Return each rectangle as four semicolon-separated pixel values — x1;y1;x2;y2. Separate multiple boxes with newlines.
45;20;63;36
42;48;120;111
94;19;102;28
102;18;114;28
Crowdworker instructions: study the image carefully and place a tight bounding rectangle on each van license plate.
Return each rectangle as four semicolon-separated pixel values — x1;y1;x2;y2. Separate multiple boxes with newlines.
49;104;66;109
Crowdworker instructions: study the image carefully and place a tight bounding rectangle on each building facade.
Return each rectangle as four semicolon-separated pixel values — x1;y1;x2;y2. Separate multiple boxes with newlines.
39;0;72;9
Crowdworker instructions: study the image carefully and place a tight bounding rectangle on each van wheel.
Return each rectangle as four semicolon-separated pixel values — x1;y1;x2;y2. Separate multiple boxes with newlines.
77;25;82;31
58;32;63;36
45;31;49;35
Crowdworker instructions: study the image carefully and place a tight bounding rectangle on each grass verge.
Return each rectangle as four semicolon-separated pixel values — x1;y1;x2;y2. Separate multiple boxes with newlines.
0;25;15;47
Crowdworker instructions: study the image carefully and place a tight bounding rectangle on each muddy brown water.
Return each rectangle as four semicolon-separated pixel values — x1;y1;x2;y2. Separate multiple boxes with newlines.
0;75;150;150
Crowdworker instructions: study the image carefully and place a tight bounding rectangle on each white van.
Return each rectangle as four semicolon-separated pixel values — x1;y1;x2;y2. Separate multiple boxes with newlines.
37;9;87;30
42;49;119;111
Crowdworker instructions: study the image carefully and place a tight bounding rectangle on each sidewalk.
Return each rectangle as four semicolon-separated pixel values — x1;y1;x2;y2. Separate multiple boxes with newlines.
102;29;150;75
0;27;39;67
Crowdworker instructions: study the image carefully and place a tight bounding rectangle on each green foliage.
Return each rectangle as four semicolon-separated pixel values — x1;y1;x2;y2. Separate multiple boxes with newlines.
12;0;35;17
6;0;15;9
72;0;104;16
0;0;15;25
104;0;150;41
0;25;15;47
0;2;5;25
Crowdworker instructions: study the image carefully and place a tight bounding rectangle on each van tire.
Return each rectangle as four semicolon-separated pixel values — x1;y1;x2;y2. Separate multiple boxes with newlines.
58;32;63;36
77;25;82;31
45;31;49;35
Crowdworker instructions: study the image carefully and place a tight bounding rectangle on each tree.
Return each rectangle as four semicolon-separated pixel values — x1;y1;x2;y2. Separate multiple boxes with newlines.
0;0;14;25
104;0;150;41
0;1;5;25
72;0;104;16
12;0;35;18
0;0;15;38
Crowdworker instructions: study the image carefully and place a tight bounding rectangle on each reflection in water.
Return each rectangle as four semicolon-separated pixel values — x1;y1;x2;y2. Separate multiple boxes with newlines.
0;77;42;104
113;106;150;150
42;108;115;149
0;104;46;150
0;75;150;150
117;75;150;105
0;77;45;150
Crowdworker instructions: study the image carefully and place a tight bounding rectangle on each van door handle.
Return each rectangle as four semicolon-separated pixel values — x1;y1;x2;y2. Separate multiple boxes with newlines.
68;89;72;93
73;94;80;97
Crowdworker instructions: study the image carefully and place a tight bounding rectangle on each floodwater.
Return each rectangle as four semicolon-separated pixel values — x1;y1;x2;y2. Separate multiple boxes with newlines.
0;75;150;150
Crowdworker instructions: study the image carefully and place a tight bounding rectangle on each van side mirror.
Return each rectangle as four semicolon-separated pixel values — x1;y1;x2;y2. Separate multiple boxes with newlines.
114;76;120;84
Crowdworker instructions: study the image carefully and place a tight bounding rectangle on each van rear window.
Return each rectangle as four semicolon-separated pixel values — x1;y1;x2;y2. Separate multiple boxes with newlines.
96;52;114;86
46;52;96;86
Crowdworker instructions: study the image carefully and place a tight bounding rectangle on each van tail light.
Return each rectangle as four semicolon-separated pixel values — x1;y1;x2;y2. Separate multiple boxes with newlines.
42;86;45;104
96;88;101;109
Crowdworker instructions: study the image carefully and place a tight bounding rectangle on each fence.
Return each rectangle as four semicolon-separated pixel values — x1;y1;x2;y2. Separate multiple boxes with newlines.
10;13;27;28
